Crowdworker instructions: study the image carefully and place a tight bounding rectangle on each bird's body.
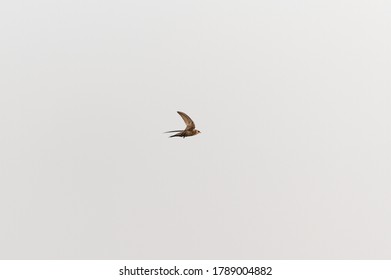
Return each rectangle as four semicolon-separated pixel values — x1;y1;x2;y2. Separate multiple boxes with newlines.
169;130;198;138
165;111;201;138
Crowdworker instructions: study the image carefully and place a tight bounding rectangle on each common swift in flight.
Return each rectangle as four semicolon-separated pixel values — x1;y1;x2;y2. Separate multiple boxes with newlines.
165;111;201;138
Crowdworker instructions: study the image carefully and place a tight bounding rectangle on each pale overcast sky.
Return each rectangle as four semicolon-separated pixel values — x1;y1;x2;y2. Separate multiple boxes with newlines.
1;0;390;259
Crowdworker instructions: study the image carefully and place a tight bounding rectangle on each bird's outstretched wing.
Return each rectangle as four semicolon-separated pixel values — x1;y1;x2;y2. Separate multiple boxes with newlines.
177;111;195;130
164;130;183;133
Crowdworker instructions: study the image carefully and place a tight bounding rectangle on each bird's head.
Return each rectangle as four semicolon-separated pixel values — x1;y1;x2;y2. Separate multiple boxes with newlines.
195;130;201;134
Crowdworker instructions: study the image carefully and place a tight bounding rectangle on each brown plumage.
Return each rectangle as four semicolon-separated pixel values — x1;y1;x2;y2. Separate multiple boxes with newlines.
165;111;201;138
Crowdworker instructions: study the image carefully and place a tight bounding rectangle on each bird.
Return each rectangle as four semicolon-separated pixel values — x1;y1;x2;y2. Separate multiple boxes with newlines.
165;111;201;138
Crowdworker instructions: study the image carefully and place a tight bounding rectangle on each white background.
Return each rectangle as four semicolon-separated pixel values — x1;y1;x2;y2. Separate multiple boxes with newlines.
1;0;390;259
